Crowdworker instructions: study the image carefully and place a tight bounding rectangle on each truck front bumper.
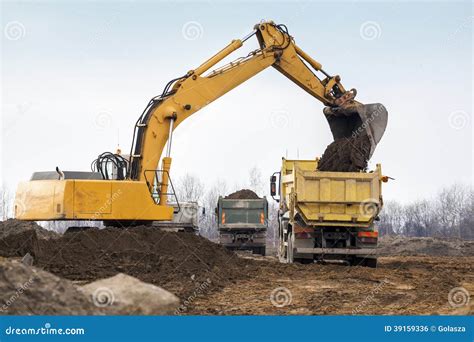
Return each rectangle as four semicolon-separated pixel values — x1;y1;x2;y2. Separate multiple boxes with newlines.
296;248;376;256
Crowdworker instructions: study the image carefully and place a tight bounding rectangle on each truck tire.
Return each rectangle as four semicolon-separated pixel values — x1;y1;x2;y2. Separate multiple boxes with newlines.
260;247;266;256
352;257;377;268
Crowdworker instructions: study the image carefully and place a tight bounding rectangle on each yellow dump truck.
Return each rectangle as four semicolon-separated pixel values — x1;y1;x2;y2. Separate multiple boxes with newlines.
270;159;386;267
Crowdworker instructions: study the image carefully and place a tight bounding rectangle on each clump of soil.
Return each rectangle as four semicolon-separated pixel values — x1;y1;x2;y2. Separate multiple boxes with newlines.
0;259;100;315
0;219;58;240
33;227;252;299
0;229;40;258
378;235;474;256
0;219;58;259
226;189;260;199
318;133;371;172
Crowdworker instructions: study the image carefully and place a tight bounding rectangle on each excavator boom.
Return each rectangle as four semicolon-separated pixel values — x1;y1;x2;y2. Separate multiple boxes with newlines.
14;21;387;223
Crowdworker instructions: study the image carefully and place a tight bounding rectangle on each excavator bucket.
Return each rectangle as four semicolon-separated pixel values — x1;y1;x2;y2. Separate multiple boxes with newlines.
323;103;388;157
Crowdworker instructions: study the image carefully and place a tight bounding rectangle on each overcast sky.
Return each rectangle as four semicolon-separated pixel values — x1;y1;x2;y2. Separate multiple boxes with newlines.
1;0;472;203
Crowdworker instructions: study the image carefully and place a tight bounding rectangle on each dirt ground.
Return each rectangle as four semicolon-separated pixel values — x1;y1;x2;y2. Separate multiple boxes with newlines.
189;255;473;315
0;220;472;315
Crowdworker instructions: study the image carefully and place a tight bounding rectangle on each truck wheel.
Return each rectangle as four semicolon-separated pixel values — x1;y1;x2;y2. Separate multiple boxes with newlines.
260;247;266;256
364;258;377;268
352;257;377;268
287;231;294;263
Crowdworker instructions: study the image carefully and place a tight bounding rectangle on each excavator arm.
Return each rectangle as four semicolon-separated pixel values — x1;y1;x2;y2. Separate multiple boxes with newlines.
130;22;386;195
14;21;387;223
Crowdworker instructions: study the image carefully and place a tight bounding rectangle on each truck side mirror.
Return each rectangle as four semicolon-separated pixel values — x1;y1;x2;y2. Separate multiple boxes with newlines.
270;175;277;196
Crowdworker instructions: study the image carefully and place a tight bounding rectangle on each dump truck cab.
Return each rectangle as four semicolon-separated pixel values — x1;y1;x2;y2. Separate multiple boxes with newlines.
271;159;384;267
216;196;268;256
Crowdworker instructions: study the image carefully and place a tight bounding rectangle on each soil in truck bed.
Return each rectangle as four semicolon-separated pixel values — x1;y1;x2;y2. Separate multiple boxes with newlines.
318;133;371;172
225;189;260;199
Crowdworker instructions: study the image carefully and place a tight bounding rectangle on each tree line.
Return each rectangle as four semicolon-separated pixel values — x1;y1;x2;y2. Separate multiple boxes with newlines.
378;184;473;239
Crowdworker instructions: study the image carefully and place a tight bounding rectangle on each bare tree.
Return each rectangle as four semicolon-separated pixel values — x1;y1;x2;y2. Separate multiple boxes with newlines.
0;187;13;220
248;166;264;196
435;183;471;238
175;173;204;203
378;200;405;236
377;183;473;239
200;179;228;240
266;200;280;251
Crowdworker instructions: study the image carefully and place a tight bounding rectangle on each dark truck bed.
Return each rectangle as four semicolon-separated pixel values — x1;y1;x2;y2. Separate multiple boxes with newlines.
216;197;268;256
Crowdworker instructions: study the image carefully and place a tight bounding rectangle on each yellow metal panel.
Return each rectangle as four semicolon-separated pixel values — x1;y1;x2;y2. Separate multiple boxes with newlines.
15;180;76;220
74;181;112;215
15;179;174;222
282;160;383;228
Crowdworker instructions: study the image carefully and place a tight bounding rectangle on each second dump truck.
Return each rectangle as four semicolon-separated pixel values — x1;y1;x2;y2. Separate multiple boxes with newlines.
216;195;268;256
271;159;386;267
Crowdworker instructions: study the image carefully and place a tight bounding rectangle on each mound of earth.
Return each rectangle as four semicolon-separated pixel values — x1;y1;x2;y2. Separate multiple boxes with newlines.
0;229;40;258
318;133;371;172
0;259;99;315
226;189;260;199
31;227;252;300
378;235;474;256
80;273;179;315
0;219;59;240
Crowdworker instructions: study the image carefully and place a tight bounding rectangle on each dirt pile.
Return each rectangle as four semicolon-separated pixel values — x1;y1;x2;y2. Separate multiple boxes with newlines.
0;219;59;259
0;219;58;240
80;273;179;315
378;235;474;256
225;189;260;199
318;133;371;172
31;227;252;299
0;259;99;315
0;229;40;259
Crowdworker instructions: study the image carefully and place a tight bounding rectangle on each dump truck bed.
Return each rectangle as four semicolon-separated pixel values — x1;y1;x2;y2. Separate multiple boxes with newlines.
281;159;382;228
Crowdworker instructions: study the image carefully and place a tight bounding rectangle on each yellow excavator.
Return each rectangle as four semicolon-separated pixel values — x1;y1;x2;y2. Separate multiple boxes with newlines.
14;21;387;225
